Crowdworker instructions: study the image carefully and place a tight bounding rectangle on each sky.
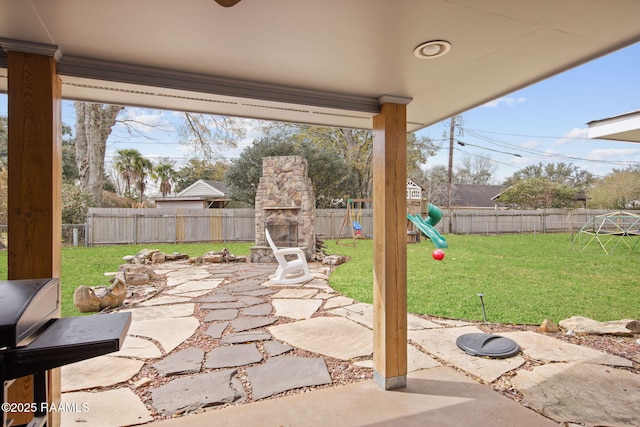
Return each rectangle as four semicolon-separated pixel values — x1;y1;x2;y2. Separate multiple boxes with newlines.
1;41;639;188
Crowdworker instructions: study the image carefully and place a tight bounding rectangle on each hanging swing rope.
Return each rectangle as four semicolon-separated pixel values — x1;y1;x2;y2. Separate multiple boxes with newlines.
336;198;372;246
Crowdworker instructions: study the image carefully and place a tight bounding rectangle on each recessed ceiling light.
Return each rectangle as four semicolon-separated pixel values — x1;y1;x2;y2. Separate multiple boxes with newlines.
414;40;451;59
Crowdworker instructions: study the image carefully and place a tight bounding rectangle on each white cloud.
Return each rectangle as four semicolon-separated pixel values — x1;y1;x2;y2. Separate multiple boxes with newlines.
557;127;588;144
520;140;540;150
588;147;640;160
481;96;526;108
119;108;175;134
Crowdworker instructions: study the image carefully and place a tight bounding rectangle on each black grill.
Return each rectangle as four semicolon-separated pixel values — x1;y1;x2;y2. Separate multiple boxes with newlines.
1;279;131;426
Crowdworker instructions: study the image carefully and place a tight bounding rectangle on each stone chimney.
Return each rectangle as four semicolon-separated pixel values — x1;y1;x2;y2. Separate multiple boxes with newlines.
250;156;315;262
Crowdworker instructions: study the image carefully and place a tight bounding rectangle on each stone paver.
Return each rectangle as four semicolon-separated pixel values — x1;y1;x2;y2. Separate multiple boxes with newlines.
236;295;267;306
323;296;354;309
354;344;441;372
201;302;245;310
235;288;278;297
112;336;162;359
246;355;332;400
120;303;195;321
204;308;238;322
167;279;222;294
410;326;525;382
139;295;192;306
127;317;200;353
231;316;277;332
512;362;640;426
272;298;323;319
151;369;242;415
328;302;374;328
61;355;144;392
195;293;236;303
61;388;153;427
241;302;273;316
152;348;204;376
204;343;263;368
221;331;272;344
204;322;229;339
499;331;633;366
272;288;318;299
263;340;293;357
269;317;372;360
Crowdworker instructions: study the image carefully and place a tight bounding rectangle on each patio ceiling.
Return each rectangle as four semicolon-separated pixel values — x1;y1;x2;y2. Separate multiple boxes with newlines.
1;0;640;132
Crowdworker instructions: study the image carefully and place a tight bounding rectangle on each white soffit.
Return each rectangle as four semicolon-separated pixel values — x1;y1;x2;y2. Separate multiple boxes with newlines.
588;111;640;143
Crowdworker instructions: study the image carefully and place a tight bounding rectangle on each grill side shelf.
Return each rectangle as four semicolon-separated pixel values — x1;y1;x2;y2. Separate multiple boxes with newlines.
1;312;131;380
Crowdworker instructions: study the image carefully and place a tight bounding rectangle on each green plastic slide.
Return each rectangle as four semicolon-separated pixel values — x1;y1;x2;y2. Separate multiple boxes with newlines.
407;203;448;248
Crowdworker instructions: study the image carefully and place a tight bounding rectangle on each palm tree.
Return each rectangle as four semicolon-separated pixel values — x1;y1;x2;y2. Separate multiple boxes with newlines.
113;148;141;198
152;160;177;197
132;156;153;203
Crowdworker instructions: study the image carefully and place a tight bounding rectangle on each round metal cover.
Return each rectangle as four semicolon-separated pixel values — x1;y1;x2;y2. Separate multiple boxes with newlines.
455;333;520;358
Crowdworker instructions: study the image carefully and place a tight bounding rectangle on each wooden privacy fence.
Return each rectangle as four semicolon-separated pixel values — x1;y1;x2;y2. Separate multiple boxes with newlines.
85;207;640;245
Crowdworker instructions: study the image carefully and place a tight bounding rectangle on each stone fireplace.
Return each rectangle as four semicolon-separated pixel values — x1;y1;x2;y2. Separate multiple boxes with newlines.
250;156;315;262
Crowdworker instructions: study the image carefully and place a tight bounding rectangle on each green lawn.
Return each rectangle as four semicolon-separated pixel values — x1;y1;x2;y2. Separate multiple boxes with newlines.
0;243;253;318
325;233;639;325
0;234;637;323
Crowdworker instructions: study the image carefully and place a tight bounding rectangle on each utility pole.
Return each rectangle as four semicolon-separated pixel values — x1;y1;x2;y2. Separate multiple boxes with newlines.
447;116;455;233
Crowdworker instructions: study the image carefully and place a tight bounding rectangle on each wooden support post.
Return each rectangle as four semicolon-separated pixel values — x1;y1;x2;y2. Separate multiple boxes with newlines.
4;45;62;426
372;97;410;390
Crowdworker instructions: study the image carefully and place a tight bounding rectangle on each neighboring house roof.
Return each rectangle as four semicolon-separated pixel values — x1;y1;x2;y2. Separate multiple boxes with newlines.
177;180;228;198
453;184;505;208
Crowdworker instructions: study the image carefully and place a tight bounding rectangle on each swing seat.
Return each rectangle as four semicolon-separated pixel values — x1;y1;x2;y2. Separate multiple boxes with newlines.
352;221;362;231
265;228;313;285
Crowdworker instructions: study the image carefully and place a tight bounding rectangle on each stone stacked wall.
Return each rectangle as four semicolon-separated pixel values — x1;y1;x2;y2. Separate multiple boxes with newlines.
252;156;316;262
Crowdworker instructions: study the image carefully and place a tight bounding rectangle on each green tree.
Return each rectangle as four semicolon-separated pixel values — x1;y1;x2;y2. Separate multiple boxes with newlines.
0;115;7;167
112;148;153;202
174;159;230;193
587;167;640;209
225;135;352;207
113;148;142;198
62;183;93;224
179;113;246;161
261;123;438;199
498;178;577;209
454;155;496;185
503;162;595;191
74;102;125;206
152;160;178;197
132;155;153;203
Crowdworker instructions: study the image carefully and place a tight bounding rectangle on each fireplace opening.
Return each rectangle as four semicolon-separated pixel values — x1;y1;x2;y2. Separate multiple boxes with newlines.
266;222;298;248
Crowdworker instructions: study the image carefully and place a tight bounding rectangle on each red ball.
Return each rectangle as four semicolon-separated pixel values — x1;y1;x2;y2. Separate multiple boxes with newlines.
432;249;445;260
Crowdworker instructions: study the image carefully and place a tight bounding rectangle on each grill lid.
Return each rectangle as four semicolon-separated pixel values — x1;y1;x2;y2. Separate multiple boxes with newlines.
0;279;60;348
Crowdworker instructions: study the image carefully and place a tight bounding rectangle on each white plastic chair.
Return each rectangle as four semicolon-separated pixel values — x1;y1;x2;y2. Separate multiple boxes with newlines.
265;228;312;285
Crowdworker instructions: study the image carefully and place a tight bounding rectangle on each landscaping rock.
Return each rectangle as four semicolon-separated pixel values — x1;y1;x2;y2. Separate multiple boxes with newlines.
73;279;127;312
538;319;560;333
322;254;348;266
204;343;263;368
559;316;638;336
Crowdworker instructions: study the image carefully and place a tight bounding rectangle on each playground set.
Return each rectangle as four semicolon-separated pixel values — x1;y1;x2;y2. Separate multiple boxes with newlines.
336;180;448;254
572;211;640;255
